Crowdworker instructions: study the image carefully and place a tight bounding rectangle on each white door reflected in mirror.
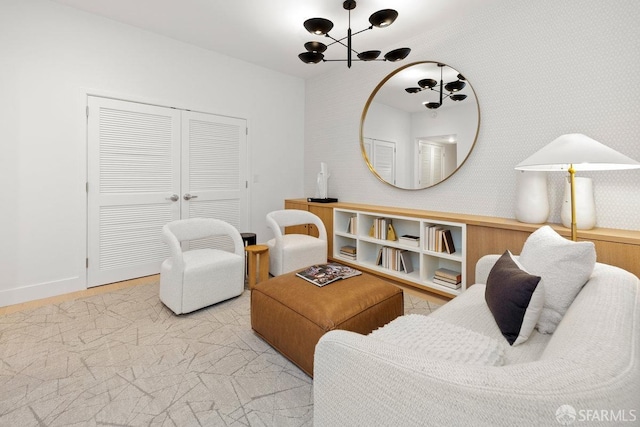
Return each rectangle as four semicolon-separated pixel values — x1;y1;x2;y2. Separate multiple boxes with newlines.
361;61;480;189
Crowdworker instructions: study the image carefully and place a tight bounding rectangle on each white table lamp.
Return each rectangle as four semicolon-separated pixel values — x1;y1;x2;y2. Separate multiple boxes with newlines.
515;134;640;241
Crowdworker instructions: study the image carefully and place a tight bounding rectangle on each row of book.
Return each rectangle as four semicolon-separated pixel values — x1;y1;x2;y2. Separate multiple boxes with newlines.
433;267;461;289
425;226;456;254
376;246;414;274
339;245;357;260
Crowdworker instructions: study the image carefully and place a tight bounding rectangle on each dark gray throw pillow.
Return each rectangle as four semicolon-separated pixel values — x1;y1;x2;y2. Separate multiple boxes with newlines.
485;251;544;346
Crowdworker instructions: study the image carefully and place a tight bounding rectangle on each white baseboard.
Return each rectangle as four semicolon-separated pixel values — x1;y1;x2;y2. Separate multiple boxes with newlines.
0;276;85;308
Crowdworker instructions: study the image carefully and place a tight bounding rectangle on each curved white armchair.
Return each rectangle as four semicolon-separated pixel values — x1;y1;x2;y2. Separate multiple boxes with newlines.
160;217;245;315
266;210;328;276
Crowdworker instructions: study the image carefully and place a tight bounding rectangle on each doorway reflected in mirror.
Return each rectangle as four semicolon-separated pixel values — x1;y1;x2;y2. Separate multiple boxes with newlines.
361;61;480;189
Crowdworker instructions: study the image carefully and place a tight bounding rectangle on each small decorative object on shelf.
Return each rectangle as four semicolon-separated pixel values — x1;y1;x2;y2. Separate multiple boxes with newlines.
369;217;397;240
307;197;338;203
309;162;338;203
399;234;420;247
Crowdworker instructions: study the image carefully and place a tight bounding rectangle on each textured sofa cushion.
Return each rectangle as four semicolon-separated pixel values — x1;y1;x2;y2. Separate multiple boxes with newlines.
368;314;505;366
518;226;596;334
485;250;544;346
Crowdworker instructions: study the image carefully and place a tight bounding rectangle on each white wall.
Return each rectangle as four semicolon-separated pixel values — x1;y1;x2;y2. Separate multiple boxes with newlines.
305;0;640;230
0;0;305;306
364;102;411;186
410;101;478;168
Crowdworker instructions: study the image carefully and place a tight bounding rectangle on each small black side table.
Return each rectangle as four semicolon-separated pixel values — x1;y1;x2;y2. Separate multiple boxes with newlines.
241;232;257;274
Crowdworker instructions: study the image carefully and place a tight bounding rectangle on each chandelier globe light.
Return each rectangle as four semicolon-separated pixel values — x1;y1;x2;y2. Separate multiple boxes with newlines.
298;0;411;68
405;63;467;109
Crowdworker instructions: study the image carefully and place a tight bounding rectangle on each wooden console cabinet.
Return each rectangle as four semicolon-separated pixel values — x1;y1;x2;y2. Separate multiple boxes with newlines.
285;199;640;298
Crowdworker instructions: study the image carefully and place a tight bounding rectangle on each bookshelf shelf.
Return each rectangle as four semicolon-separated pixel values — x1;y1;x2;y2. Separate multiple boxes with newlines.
333;208;466;296
287;199;640;288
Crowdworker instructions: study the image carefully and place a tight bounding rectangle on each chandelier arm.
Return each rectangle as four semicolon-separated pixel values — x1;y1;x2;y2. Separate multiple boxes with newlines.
322;59;385;62
324;26;371;45
350;26;374;37
324;33;345;46
324;34;362;55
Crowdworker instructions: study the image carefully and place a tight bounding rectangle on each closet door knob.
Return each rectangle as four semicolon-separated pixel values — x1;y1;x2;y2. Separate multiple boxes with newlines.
166;194;179;202
183;193;198;201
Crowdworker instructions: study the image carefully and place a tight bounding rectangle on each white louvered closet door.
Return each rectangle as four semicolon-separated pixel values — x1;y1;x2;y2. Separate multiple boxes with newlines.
419;141;444;187
181;111;248;252
372;139;396;185
87;97;181;287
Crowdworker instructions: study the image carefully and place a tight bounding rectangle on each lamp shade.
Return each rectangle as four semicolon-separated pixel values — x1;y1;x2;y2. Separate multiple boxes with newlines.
515;134;640;171
384;47;411;62
369;9;398;27
418;78;437;89
304;18;334;35
357;50;381;61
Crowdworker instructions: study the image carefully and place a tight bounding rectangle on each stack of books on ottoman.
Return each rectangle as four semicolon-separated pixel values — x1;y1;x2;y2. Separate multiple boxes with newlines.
432;268;462;289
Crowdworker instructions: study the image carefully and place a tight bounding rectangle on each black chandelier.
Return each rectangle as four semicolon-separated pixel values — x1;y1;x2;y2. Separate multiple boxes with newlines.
405;63;467;109
298;0;411;68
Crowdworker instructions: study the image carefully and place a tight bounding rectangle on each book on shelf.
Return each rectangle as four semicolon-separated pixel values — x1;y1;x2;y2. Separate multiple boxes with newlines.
434;267;462;282
339;245;357;259
296;262;362;287
425;225;443;252
424;226;456;254
432;277;462;289
340;245;356;254
376;247;414;274
432;274;459;284
347;215;357;234
399;250;414;274
442;229;456;254
398;234;420;247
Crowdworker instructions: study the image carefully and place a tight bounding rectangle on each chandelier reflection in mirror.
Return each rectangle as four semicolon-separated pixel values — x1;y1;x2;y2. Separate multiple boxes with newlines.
298;0;411;68
405;63;467;109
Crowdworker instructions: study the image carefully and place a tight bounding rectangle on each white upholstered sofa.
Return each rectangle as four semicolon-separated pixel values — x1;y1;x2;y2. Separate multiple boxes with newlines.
314;250;640;426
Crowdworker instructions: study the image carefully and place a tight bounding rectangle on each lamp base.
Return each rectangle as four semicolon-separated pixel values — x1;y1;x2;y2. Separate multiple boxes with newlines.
561;176;595;230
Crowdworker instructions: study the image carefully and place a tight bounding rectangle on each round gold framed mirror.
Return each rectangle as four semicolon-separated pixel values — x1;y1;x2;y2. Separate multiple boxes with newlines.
360;61;480;189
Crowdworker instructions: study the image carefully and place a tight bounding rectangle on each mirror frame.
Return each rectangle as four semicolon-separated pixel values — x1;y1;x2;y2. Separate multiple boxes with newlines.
360;61;481;190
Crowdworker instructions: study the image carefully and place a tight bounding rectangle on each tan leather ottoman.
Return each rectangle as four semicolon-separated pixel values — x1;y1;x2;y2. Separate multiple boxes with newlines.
251;270;403;377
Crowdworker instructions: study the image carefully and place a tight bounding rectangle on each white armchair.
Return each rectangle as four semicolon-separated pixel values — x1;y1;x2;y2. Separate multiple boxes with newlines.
266;209;328;276
160;217;245;315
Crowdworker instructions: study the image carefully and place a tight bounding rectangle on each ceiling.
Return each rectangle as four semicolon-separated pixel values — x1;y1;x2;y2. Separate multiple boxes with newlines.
49;0;494;80
373;62;477;113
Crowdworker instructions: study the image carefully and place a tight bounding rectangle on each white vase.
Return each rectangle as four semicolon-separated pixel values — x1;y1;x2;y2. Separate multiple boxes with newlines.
561;176;596;230
515;171;549;224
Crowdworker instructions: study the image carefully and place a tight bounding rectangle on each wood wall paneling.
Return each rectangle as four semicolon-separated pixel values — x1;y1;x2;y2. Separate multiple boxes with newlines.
285;199;640;296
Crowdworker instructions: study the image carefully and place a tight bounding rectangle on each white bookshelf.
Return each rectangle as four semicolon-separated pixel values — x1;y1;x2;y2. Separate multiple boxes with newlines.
333;208;467;296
